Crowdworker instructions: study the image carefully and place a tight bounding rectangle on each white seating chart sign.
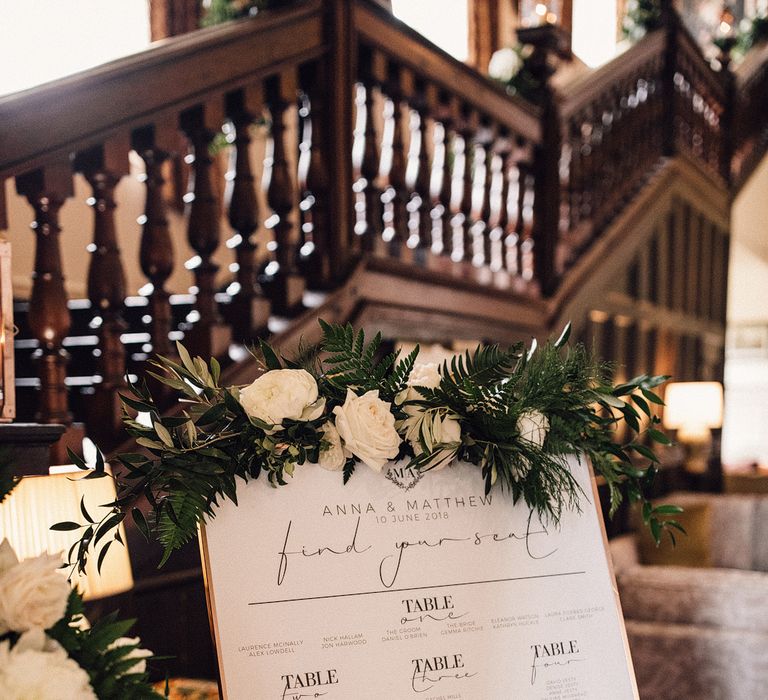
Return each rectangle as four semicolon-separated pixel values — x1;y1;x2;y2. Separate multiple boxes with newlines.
200;455;638;699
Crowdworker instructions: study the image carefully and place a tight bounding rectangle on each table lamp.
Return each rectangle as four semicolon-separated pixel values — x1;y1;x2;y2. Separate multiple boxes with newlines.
0;465;133;599
662;381;724;474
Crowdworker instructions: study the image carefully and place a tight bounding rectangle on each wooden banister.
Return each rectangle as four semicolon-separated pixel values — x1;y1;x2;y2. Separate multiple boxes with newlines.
0;0;326;181
559;30;666;118
352;0;541;143
2;0;768;454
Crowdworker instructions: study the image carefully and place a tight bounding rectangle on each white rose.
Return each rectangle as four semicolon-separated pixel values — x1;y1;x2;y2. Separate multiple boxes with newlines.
517;410;549;448
404;409;461;472
317;421;349;472
488;47;523;83
405;362;442;403
0;550;71;635
333;389;401;472
239;369;324;428
108;636;153;676
0;629;96;700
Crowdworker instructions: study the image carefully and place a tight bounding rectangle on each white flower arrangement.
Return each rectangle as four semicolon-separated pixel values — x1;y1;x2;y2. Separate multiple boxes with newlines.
487;45;537;99
0;540;162;699
58;321;681;574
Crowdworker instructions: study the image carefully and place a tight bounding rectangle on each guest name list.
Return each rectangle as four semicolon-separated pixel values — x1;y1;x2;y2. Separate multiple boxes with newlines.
201;456;638;699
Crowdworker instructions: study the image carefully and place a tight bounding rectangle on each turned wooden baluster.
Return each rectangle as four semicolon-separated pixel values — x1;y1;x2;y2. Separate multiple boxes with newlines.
357;47;385;253
358;79;383;252
264;71;304;314
225;88;270;339
383;65;409;257
504;153;522;277
408;93;434;262
16;164;74;426
476;135;494;268
434;98;459;261
457;108;478;264
520;160;537;284
133;124;175;357
73;143;130;442
488;137;512;273
299;61;333;288
180;104;232;357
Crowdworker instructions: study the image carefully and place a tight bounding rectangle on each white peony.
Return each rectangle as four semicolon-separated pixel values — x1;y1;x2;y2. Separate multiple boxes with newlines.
0;628;96;699
108;636;153;676
0;540;70;635
517;410;549;448
488;47;523;83
403;409;462;472
333;389;401;472
239;369;324;428
317;421;349;472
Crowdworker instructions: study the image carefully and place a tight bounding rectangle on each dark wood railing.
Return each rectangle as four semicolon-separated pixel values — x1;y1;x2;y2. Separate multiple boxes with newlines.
1;0;768;454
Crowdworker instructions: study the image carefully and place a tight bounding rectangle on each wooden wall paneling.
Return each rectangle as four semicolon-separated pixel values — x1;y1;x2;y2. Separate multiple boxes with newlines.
665;209;676;310
612;314;633;383
719;229;730;325
672;199;688;313
685;208;701;316
636;246;651;303
648;230;660;306
697;220;713;320
586;309;612;366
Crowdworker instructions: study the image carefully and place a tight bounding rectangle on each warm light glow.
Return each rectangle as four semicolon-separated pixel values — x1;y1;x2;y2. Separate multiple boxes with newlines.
0;467;133;599
391;0;469;62
663;382;724;439
0;1;150;96
572;0;619;68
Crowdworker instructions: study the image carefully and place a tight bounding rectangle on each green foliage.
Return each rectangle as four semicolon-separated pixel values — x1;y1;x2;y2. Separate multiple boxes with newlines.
622;0;663;42
44;591;165;699
318;321;417;404
200;0;285;28
56;321;679;576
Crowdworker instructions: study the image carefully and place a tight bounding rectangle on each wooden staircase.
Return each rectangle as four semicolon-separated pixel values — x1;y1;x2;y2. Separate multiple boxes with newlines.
3;0;767;460
3;0;768;679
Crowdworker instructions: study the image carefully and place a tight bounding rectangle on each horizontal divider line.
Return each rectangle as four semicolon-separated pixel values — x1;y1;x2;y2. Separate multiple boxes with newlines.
248;571;586;606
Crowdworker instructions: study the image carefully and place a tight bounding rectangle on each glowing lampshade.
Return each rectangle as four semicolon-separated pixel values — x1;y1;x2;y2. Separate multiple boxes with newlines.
0;466;133;599
663;382;724;441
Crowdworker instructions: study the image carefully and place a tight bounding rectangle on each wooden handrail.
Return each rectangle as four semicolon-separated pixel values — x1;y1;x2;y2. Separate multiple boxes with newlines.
0;0;325;180
559;30;666;118
674;20;727;102
3;0;768;454
353;0;541;142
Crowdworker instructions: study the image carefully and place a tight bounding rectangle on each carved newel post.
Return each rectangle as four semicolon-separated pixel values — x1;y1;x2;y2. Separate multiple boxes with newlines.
517;22;571;296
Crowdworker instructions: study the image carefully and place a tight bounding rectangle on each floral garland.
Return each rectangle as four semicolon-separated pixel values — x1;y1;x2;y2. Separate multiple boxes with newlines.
59;321;681;572
0;540;162;699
